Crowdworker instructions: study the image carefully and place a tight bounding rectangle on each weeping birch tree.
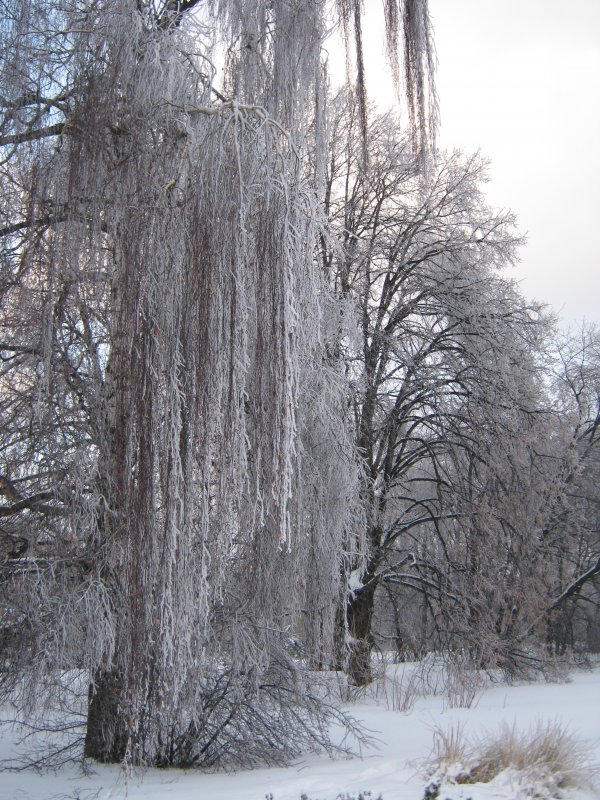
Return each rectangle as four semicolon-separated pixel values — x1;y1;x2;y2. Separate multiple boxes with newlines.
0;0;436;769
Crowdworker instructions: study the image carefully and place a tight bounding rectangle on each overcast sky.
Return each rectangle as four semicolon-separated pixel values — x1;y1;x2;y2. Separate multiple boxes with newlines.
358;0;600;327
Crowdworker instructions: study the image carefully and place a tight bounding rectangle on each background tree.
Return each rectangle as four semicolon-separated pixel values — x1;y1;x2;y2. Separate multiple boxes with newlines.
322;97;565;683
543;325;600;654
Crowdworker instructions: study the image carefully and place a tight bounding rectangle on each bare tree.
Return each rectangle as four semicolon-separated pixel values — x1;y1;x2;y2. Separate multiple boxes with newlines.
543;325;600;654
321;97;566;683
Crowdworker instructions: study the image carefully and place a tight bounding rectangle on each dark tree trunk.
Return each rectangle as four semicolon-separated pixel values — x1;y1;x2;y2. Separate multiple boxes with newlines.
84;669;128;763
346;578;377;686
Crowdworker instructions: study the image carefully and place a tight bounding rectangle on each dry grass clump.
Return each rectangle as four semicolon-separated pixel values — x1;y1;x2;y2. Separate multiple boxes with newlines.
385;663;422;713
429;722;469;772
425;719;597;795
443;656;485;710
469;720;594;787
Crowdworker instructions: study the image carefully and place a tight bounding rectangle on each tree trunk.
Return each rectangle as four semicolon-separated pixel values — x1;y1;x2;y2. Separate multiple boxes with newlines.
346;578;377;686
84;670;128;763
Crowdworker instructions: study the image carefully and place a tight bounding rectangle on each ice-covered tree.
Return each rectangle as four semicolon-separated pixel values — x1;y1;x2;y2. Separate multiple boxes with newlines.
543;325;600;654
321;97;563;682
0;0;436;769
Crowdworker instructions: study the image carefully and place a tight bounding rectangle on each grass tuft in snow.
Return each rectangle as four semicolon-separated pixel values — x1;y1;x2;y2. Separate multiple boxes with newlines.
427;721;470;781
443;653;485;709
424;719;597;796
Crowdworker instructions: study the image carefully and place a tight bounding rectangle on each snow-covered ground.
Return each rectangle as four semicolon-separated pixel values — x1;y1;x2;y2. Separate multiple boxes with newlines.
1;662;599;800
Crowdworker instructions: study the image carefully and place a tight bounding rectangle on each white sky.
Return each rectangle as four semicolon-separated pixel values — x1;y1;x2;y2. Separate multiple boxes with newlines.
356;0;600;326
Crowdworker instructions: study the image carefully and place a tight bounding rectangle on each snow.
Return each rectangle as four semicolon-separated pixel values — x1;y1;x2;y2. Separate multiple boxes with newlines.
348;568;364;594
1;663;599;800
